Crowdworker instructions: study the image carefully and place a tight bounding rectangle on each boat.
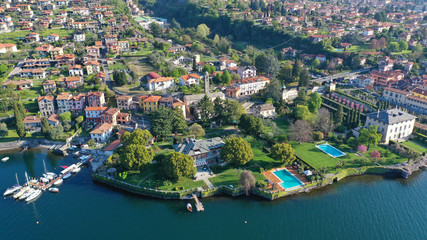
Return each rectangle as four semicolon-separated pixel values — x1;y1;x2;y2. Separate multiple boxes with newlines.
54;178;63;186
48;188;59;193
30;179;38;184
187;203;192;212
26;189;42;202
72;167;81;173
63;173;72;179
19;188;35;200
3;184;21;196
40;177;49;183
13;186;29;199
47;172;57;178
2;157;9;162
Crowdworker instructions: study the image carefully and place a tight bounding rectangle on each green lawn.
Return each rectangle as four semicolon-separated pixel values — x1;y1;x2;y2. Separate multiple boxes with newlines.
401;141;427;153
118;163;205;191
209;169;242;187
0;29;73;42
391;50;412;55
291;142;408;173
0;129;44;142
108;62;128;71
274;117;290;133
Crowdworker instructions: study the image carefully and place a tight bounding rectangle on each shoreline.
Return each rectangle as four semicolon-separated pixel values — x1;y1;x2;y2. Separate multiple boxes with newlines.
0;139;65;152
92;159;427;201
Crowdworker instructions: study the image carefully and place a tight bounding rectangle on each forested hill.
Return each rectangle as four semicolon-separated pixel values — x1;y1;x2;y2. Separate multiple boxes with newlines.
144;0;329;54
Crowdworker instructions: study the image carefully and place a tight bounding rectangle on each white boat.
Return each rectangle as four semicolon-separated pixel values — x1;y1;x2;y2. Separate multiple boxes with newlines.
40;177;49;183
2;157;9;162
187;203;192;212
26;189;42;202
49;188;59;193
72;167;81;173
54;178;63;186
13;186;29;199
47;172;57;178
63;173;72;179
19;188;35;200
30;179;38;184
3;184;21;196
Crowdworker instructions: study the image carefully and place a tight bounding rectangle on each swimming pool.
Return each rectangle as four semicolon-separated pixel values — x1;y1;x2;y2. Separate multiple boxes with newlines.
316;143;346;158
272;169;303;189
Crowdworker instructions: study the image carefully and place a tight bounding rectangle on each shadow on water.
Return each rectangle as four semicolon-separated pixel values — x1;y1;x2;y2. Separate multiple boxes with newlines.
22;150;36;177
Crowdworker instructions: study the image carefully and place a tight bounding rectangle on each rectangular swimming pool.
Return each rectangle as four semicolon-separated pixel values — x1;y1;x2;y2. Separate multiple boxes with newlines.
272;169;303;189
316;143;346;158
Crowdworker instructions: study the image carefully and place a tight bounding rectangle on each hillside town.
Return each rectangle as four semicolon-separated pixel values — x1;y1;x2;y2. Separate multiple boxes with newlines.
0;0;426;198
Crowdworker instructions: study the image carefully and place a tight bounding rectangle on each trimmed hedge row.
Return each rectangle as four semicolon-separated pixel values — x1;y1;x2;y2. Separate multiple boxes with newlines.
335;90;377;109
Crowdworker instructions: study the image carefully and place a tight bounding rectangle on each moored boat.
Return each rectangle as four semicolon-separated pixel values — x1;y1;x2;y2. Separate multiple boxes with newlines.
48;188;59;193
3;184;21;196
13;186;29;199
40;177;49;183
187;203;192;212
26;189;42;202
72;167;81;173
63;173;72;179
2;157;9;162
54;179;63;186
19;188;35;200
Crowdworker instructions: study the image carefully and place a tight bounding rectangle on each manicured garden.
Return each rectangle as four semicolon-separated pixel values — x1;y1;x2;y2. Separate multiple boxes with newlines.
291;141;408;173
400;141;427;153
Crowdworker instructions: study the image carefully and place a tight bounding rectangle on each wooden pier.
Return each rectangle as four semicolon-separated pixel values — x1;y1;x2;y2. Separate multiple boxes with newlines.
28;176;62;191
192;194;204;212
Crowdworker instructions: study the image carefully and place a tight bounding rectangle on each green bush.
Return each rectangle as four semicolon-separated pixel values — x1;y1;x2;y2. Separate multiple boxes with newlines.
313;131;324;141
255;180;268;188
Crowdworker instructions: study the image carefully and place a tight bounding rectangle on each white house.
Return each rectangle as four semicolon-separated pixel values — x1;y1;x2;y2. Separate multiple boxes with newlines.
69;65;84;76
365;109;416;144
0;43;17;54
74;31;86;42
252;104;277;118
237;66;256;79
282;87;298;102
354;76;374;88
147;77;175;91
90;123;113;142
233;76;270;97
178;74;200;86
47;34;59;42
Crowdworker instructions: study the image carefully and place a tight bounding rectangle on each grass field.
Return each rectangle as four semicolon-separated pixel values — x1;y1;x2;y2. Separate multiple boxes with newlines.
0;128;44;142
401;141;427;153
118;163;205;191
291;142;408;173
209;168;265;187
107;62;128;71
0;29;73;42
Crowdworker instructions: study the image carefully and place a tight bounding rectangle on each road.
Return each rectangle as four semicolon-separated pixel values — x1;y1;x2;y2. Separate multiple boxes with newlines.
311;68;372;84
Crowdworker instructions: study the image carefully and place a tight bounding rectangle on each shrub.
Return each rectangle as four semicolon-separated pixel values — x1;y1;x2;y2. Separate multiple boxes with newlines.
369;150;381;161
313;131;324;141
357;145;367;153
255;180;268;188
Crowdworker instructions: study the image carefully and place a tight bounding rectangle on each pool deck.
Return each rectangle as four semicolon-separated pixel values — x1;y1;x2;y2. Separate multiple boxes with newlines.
262;167;310;192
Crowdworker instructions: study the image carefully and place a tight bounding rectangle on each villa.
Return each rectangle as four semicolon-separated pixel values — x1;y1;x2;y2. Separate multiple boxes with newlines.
173;137;225;166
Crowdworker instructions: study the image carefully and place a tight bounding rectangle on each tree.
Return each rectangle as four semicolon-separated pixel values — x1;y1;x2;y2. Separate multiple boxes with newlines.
150;107;174;140
334;105;344;126
398;41;408;51
121;129;153;146
358;125;382;150
293;60;302;78
221;137;253;165
221;70;231;84
188;123;205;138
75;116;84;128
315;108;333;133
357;145;367;153
311;59;321;68
0;122;8;137
202;64;216;74
293;105;310;120
298;69;310;87
369;150;381;161
192;56;197;71
308;92;322;113
264;79;282;103
49;124;63;140
41;117;50;136
388;42;400;52
196;24;210;38
120;144;154;170
163;152;197;180
254;52;268;73
172;108;187;133
239;170;256;196
113;69;127;86
13;102;26;139
239;114;263;135
271;143;296;164
197;95;214;126
150;22;162;37
289;120;313;144
59;112;71;122
277;64;293;84
264;54;280;76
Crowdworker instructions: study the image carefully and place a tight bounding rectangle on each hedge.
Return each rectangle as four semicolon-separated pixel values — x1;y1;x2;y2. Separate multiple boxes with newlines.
335;90;377;109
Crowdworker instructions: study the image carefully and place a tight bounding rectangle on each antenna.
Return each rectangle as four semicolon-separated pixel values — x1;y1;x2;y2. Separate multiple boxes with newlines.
377;109;380;118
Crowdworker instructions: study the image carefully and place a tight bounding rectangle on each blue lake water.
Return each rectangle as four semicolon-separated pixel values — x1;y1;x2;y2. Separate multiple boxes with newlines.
0;149;426;239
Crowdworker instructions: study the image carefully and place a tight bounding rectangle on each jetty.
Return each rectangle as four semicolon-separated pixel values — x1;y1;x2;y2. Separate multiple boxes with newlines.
192;194;204;212
27;162;82;191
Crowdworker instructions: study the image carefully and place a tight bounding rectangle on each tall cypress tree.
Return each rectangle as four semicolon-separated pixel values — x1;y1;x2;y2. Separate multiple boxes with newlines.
356;108;361;127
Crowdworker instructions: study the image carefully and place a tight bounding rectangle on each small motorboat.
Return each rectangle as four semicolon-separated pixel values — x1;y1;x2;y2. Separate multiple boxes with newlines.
48;188;59;193
2;157;9;162
187;203;192;212
61;166;68;169
13;186;29;199
30;179;38;184
26;189;42;202
54;179;63;186
3;184;21;196
40;177;49;183
47;172;57;178
63;173;72;179
19;188;35;200
44;174;53;180
72;167;81;173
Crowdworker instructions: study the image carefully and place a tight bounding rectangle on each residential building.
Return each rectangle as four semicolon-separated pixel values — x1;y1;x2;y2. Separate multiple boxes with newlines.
56;92;72;113
90;123;113;142
100;108;120;126
147;77;175;91
378;56;394;71
232;76;270;97
69;65;83;76
354;76;374;88
282;87;298;102
74;31;85;42
173;137;225;166
0;43;17;53
178;74;200;86
252;104;277;118
365;109;416;143
139;95;162;112
2;80;33;90
19;68;47;79
38;95;55;117
47;114;60;126
84;61;100;74
69;93;86;112
58;76;82;89
87;91;105;107
116;95;133;110
42;80;56;93
56;54;75;66
370;70;404;87
237;66;257;79
23;116;41;132
117;112;131;125
85;106;107;123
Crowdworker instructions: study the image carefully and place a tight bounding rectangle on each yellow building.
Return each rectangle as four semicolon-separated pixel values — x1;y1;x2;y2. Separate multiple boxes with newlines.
412;88;427;99
138;95;161;112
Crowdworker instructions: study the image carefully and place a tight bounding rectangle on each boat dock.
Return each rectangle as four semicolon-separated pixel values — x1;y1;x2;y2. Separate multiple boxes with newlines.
27;162;82;191
192;194;204;212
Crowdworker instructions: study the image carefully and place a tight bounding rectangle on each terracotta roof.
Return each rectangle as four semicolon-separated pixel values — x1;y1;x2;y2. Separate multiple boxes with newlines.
142;95;162;103
38;95;54;102
101;108;120;116
103;139;121;151
47;114;60;122
148;77;174;83
87;91;104;97
90;123;113;134
23;116;41;123
2;79;33;86
0;43;17;48
56;92;71;100
43;80;56;85
85;107;107;111
116;95;132;100
180;74;200;81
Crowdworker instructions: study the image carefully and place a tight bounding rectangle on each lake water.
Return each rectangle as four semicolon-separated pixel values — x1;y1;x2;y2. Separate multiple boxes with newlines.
1;149;426;240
